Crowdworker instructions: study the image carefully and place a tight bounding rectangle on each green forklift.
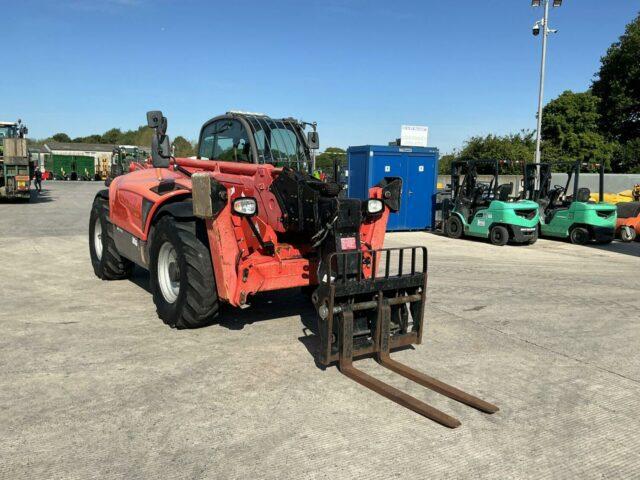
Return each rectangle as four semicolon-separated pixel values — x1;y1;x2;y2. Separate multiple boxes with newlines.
521;161;616;244
443;160;540;245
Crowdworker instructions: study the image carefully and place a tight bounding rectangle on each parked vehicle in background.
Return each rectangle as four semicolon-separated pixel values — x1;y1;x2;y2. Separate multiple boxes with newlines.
443;160;540;245
0;120;31;200
521;161;617;245
614;186;640;242
109;145;150;178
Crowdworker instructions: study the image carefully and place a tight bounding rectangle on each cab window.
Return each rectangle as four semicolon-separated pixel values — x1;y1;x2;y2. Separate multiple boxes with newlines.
198;119;251;162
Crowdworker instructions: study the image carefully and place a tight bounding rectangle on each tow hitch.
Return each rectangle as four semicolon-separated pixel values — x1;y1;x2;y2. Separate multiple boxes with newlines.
314;247;498;428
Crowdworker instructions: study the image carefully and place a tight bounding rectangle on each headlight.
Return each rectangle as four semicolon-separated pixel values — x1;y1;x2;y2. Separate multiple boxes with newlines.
366;199;384;215
232;197;258;216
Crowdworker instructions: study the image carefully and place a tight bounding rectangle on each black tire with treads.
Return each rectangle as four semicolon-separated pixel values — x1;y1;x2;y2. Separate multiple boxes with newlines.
89;197;134;280
489;225;509;246
149;216;219;329
445;215;463;239
569;226;589;245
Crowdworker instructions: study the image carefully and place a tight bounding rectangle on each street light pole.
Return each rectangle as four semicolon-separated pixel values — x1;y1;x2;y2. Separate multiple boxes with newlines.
532;0;560;164
534;0;550;164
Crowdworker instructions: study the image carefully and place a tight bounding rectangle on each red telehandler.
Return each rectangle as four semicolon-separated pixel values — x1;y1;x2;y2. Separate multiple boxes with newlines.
89;111;497;427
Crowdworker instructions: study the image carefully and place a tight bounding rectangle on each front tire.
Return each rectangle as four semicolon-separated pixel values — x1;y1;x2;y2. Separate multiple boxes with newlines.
489;225;509;246
569;227;589;245
149;216;219;329
620;226;636;243
89;198;134;280
445;215;464;239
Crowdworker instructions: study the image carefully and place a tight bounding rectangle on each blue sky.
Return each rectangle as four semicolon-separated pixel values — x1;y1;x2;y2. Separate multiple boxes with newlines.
4;0;638;153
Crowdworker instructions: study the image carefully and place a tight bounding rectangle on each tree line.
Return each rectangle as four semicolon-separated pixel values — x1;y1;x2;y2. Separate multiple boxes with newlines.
36;125;197;157
439;11;640;175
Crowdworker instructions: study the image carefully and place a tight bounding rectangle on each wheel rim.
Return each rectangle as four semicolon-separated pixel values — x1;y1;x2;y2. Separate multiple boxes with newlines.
93;218;103;260
158;242;180;303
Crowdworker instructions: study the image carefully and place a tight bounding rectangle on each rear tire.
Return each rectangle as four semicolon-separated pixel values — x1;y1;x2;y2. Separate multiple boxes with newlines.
620;226;636;243
149;216;219;329
445;215;463;239
569;227;589;245
89;198;134;280
489;225;509;246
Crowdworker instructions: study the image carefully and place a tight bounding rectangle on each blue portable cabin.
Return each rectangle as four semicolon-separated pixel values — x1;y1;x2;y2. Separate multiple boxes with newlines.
347;145;439;231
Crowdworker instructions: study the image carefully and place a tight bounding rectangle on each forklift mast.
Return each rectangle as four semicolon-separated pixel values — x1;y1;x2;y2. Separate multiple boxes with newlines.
524;160;605;204
522;163;552;201
564;161;604;203
450;160;500;203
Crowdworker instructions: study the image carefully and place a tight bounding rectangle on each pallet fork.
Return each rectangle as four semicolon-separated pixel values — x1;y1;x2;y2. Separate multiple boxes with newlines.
314;247;498;428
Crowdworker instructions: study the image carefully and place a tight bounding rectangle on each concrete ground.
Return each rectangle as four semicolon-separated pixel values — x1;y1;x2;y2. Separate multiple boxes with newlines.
1;181;640;479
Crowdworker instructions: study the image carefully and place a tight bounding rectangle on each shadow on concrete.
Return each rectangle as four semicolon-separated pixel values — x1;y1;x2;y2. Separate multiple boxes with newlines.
219;289;315;330
0;190;55;204
129;267;152;294
127;268;420;368
127;269;320;329
425;229;533;247
588;241;640;258
29;190;55;203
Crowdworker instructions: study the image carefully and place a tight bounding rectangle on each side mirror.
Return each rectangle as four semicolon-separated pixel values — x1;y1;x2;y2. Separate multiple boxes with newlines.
307;131;319;150
146;110;167;135
147;110;171;168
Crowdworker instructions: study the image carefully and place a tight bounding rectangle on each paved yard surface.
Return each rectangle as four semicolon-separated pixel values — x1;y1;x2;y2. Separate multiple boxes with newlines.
1;182;640;479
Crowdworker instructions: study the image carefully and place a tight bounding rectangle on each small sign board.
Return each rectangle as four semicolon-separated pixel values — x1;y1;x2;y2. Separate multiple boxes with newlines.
400;125;428;147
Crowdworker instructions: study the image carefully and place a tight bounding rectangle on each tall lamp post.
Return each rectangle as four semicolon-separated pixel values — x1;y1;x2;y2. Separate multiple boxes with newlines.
532;0;562;164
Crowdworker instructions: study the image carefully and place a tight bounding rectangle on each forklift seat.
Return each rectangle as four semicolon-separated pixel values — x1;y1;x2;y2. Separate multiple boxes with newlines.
546;187;564;209
576;187;591;203
497;183;513;202
544;187;568;223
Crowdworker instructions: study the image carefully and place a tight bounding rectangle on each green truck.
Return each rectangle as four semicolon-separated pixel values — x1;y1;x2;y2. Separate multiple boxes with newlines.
0;120;31;200
45;154;95;180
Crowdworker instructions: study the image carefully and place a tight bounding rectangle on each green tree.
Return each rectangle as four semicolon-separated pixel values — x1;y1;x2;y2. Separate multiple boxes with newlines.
173;136;195;157
101;128;122;144
456;131;535;174
592;12;640;142
438;153;455;175
73;134;102;143
612;138;640;173
316;147;346;170
51;133;71;143
540;90;617;170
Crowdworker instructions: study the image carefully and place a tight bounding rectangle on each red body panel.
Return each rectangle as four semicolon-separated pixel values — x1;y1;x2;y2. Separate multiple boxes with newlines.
108;158;392;307
617;216;640;235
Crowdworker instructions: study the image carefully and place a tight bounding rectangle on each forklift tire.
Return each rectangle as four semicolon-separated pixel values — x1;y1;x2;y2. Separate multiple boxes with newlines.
569;227;589;245
489;225;509;246
445;215;464;239
149;216;219;329
89;198;134;280
620;226;636;243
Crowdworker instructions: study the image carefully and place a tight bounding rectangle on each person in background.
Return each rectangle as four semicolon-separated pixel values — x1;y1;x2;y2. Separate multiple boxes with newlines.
33;166;42;193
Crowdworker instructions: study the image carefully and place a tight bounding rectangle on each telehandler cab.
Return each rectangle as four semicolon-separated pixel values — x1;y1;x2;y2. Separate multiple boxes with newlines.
521;161;617;244
89;110;498;427
443;160;539;245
